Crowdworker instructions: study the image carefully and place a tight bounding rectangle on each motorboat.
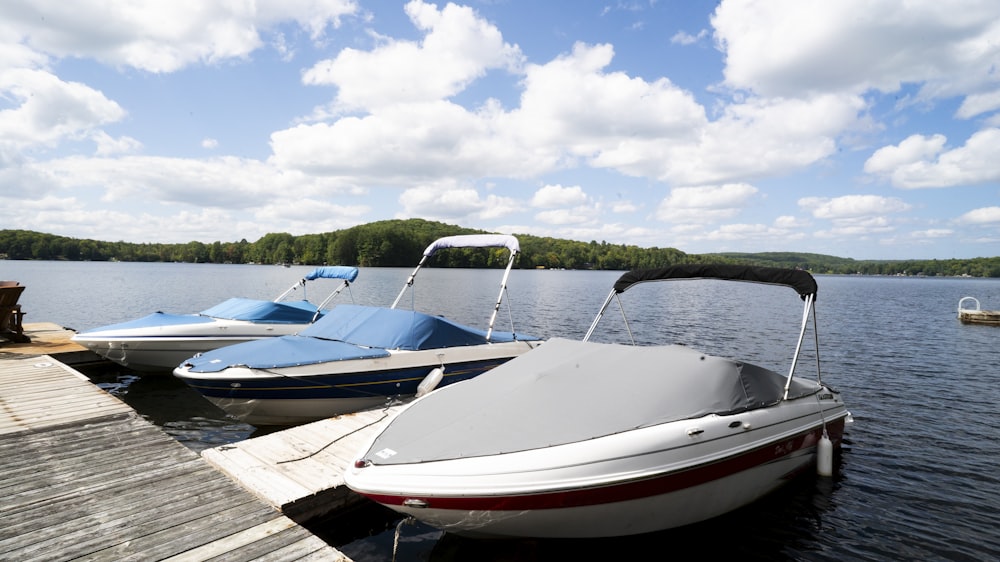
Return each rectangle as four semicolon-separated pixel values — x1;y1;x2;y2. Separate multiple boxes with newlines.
173;234;542;426
72;266;359;372
344;264;852;539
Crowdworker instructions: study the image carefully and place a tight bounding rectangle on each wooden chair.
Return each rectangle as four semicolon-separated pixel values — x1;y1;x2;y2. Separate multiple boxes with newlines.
0;281;30;343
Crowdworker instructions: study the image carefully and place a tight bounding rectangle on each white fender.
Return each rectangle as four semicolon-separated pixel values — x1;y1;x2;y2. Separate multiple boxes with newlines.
816;433;833;476
416;367;444;398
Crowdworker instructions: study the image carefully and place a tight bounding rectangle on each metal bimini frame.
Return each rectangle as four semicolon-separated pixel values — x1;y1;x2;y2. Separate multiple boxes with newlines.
390;234;521;342
583;264;823;400
272;266;361;323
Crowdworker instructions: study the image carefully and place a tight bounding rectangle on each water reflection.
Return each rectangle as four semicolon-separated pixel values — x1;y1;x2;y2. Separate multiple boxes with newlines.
82;365;259;450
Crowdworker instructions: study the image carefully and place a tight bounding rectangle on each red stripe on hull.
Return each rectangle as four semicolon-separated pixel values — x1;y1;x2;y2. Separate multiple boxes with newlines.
359;417;845;512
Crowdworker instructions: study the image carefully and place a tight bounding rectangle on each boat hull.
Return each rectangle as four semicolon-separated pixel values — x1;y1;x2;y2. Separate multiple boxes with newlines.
346;397;849;538
175;340;541;425
72;321;304;372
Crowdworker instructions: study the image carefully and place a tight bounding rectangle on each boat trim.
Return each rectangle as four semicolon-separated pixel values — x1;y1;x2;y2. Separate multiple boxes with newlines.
359;416;847;512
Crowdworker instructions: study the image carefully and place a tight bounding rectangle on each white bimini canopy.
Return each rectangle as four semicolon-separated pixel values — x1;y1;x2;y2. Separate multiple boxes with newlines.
422;234;520;257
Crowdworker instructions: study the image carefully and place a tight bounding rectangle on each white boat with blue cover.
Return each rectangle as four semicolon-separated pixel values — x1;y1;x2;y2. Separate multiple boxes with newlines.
173;234;542;426
72;266;359;372
345;264;852;539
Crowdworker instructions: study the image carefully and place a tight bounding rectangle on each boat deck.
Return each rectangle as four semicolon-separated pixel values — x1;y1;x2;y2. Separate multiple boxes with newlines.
0;325;349;561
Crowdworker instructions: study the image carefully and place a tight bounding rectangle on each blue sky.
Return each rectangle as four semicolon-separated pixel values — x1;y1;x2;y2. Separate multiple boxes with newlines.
2;1;999;260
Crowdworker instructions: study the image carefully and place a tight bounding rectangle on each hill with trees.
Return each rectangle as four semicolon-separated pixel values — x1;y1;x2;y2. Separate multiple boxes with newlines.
2;220;998;277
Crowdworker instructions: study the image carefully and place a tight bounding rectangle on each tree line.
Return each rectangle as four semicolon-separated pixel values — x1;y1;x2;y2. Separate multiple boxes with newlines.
2;220;999;277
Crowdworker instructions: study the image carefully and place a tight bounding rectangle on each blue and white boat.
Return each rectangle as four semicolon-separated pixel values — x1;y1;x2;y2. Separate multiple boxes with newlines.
72;266;359;372
173;235;542;426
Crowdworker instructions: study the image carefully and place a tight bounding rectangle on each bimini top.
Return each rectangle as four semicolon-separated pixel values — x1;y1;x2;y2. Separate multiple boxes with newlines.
614;264;817;299
303;265;359;282
364;338;823;465
422;234;520;257
181;304;537;372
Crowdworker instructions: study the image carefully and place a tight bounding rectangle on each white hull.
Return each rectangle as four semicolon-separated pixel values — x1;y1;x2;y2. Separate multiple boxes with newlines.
73;320;304;372
201;396;393;426
346;394;849;538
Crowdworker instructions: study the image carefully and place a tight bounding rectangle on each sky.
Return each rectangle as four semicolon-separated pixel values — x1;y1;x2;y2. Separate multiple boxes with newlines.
1;1;999;260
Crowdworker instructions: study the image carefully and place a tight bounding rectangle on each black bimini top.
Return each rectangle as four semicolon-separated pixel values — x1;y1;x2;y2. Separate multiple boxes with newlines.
613;264;818;300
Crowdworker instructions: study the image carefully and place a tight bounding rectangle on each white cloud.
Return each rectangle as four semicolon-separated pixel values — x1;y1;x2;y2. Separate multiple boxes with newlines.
513;42;706;156
655;94;864;185
774;215;809;229
1;0;359;73
670;29;708;46
271;100;555;182
398;185;520;221
535;206;599;226
712;0;1000;101
0;68;125;148
93;131;142;156
958;206;1000;225
911;229;954;239
703;223;803;242
864;129;1000;188
21;155;364;210
201;138;219;149
864;134;947;172
656;183;758;223
303;0;522;112
799;194;912;220
530;184;589;208
611;200;638;213
956;89;1000;119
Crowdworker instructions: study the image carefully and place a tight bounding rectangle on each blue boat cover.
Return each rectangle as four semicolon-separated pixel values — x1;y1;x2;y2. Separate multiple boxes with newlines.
200;297;319;323
182;334;391;372
79;311;216;333
181;304;531;372
304;265;359;282
300;304;519;349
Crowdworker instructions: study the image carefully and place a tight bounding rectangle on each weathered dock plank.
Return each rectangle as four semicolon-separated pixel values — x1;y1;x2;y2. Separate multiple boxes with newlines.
0;355;348;561
0;322;103;365
201;405;402;521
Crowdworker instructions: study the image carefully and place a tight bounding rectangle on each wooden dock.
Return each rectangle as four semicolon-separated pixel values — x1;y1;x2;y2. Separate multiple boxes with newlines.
202;405;404;521
0;324;350;561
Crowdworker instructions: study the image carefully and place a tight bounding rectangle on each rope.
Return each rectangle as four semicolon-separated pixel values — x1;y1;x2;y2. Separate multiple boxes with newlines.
276;401;397;464
393;517;418;562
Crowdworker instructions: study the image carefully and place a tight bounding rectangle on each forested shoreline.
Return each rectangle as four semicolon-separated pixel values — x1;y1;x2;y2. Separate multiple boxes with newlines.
2;219;999;277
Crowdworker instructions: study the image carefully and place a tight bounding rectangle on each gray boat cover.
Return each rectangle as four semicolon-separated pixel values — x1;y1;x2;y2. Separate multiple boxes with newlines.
367;338;823;465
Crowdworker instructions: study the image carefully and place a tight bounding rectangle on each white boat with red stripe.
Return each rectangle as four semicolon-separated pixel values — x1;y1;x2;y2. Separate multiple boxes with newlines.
345;264;852;538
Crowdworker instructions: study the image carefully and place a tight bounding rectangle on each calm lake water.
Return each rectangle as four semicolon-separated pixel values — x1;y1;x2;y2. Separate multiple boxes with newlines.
4;260;1000;561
